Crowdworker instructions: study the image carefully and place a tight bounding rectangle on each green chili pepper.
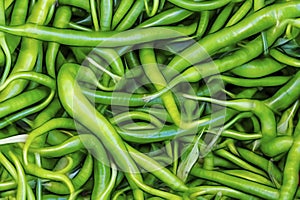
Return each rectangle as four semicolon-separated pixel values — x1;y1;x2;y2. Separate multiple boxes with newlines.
278;134;300;199
0;0;56;102
230;57;285;78
167;1;300;74
57;63;144;199
0;23;194;47
111;0;134;29
0;1;299;199
46;6;72;78
190;167;279;199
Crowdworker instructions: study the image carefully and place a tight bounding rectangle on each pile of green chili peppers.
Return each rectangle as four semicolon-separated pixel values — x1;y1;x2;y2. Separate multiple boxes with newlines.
0;0;300;199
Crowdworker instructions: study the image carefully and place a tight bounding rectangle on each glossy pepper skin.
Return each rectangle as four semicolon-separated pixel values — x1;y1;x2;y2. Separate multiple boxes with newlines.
0;1;300;199
57;63;144;198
